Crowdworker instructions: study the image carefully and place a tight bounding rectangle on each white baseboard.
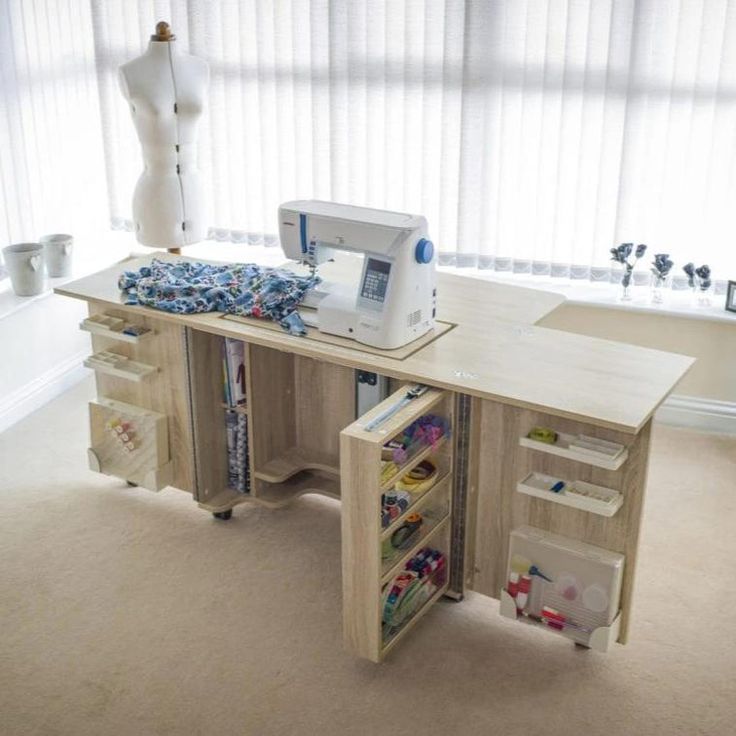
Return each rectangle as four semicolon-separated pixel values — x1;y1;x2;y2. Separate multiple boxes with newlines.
656;394;736;435
0;350;88;434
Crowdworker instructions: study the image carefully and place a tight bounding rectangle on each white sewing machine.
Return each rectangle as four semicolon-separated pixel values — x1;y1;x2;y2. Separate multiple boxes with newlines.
278;200;437;350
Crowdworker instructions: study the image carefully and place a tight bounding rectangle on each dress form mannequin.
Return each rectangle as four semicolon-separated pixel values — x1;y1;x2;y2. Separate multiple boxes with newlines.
118;22;209;252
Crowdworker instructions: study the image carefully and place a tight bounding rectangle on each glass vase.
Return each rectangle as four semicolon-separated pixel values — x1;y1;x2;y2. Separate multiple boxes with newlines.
619;270;633;302
650;274;669;305
697;285;713;308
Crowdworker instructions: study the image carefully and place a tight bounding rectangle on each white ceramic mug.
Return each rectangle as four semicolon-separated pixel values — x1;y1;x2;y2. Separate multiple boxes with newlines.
2;243;45;296
40;233;73;277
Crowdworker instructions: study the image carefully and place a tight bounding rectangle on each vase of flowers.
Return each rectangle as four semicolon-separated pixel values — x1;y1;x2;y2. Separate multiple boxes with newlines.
610;243;647;301
650;253;673;304
695;264;712;307
683;262;697;297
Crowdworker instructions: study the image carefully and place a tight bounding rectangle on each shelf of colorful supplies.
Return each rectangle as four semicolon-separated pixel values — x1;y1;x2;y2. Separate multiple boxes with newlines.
381;471;451;542
519;430;627;471
516;472;623;517
499;589;621;652
381;514;450;584
380;435;449;492
381;543;450;656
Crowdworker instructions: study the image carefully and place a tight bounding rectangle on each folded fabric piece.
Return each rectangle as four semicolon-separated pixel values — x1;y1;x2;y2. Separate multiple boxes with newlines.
118;258;320;336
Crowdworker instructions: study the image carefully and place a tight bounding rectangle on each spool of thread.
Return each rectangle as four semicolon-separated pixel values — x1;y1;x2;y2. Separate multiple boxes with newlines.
390;513;423;549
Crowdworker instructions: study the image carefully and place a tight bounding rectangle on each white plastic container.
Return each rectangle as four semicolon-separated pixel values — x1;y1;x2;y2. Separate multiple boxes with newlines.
2;242;45;296
500;526;625;649
40;233;73;277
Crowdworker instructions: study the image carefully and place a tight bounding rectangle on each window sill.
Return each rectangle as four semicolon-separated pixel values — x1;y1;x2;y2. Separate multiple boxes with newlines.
0;246;129;322
438;267;736;325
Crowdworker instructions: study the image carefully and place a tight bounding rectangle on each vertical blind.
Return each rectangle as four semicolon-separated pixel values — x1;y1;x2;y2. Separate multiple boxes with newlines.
0;0;109;260
3;1;736;278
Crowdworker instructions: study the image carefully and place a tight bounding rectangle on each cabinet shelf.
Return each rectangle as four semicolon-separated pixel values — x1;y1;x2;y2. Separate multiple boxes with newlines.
253;447;340;483
519;431;627;470
255;470;340;507
80;314;154;344
381;514;450;585
516;472;623;517
381;472;451;542
221;403;248;414
84;351;157;382
380;435;448;492
381;581;449;657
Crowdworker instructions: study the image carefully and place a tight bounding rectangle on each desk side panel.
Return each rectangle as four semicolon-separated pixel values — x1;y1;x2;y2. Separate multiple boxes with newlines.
468;399;652;643
88;303;195;493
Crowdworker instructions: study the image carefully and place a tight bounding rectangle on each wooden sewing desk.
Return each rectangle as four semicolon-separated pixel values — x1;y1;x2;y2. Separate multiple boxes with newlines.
57;255;693;662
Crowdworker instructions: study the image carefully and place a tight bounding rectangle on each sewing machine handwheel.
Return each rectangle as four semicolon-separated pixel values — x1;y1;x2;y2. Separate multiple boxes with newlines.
415;238;434;264
213;509;233;521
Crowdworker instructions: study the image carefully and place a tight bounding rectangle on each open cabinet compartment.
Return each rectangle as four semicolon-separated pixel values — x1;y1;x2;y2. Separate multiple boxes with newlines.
340;386;455;662
88;397;172;491
247;343;355;505
187;330;355;512
186;329;251;512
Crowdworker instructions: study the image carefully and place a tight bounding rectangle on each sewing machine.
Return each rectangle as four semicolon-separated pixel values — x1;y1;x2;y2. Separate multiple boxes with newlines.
278;200;437;350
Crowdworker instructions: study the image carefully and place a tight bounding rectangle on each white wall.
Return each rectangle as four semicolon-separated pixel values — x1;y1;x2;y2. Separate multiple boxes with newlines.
0;293;90;433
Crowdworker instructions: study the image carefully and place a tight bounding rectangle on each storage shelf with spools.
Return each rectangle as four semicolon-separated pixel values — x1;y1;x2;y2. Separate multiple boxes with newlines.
381;472;452;542
519;430;628;471
380;515;452;656
380;435;448;492
381;513;450;584
341;386;455;662
516;472;623;517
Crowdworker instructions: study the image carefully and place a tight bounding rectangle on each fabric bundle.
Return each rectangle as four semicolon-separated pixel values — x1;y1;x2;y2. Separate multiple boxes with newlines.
118;259;320;336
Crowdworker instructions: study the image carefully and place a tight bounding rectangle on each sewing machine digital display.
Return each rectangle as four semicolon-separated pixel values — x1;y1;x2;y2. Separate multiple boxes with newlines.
360;258;391;304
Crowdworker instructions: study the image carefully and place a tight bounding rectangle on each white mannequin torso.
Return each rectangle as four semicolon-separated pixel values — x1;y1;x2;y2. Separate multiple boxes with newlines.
119;41;209;248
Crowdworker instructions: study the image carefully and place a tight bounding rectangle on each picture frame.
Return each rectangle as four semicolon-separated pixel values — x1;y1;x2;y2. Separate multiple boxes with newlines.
726;281;736;313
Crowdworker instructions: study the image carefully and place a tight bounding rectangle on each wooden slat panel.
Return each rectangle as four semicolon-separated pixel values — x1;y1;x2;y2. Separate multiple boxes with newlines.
294;355;355;468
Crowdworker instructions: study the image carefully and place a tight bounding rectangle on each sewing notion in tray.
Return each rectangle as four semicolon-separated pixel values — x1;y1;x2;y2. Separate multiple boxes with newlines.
500;526;624;652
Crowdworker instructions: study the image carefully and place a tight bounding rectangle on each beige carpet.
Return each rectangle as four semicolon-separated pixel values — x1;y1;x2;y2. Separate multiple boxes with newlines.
1;378;735;736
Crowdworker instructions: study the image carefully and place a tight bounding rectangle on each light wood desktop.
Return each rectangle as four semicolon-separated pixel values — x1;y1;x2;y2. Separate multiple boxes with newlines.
57;255;693;662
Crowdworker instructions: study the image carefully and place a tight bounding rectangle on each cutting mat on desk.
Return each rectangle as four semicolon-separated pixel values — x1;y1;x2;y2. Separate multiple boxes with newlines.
221;313;455;360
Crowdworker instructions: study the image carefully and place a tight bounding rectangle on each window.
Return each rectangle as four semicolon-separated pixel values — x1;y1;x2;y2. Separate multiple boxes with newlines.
3;0;736;284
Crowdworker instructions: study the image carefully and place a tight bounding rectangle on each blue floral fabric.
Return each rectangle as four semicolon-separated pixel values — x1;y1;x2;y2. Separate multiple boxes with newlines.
118;259;320;336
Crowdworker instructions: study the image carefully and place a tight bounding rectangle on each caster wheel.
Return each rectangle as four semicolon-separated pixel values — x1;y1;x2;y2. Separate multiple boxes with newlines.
126;481;138;487
213;509;233;521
